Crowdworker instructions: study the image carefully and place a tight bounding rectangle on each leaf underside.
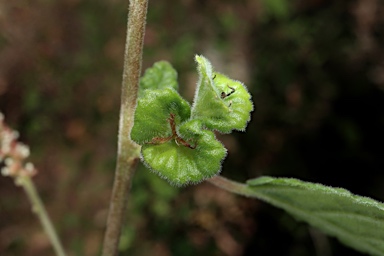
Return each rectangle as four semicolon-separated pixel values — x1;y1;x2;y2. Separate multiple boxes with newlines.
247;176;384;256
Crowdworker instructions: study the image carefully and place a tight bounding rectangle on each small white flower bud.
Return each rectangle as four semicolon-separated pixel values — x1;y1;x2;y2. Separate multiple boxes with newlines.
1;143;11;155
11;131;19;140
4;157;13;166
24;162;35;172
1;166;10;176
16;144;30;158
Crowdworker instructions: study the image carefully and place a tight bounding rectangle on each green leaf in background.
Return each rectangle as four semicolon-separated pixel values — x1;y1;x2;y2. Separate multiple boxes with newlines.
246;176;384;256
260;0;291;20
192;55;253;133
141;119;226;186
131;88;191;144
139;61;178;98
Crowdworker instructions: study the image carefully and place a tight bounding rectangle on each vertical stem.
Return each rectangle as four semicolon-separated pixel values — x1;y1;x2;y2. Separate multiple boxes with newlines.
102;0;148;255
17;176;66;256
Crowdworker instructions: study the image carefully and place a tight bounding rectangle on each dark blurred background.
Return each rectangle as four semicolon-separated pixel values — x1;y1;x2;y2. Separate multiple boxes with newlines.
1;0;384;255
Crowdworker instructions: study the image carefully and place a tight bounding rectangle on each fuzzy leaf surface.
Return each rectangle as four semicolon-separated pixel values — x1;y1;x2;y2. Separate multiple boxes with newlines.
131;88;190;144
246;176;384;256
141;120;227;186
139;61;178;97
192;55;253;133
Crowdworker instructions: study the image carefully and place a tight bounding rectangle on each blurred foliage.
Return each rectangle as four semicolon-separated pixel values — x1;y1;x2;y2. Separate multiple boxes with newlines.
1;0;384;255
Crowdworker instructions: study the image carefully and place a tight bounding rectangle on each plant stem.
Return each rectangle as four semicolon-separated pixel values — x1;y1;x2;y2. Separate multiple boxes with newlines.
17;175;66;256
207;175;255;197
102;0;148;255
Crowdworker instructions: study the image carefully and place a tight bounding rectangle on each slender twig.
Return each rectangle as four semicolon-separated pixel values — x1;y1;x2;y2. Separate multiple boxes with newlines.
102;0;148;255
1;112;66;256
16;175;66;256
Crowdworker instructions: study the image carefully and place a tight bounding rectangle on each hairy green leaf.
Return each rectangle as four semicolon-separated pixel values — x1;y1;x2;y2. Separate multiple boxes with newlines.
139;61;178;97
131;88;191;144
246;176;384;256
192;55;253;133
132;56;253;186
141;120;227;186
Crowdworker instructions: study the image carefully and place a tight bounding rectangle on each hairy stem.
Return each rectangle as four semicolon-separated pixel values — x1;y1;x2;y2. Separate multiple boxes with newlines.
17;176;66;256
207;175;254;197
102;0;148;255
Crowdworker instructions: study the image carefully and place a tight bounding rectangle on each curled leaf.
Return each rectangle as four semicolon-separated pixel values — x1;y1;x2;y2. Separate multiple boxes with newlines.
131;56;254;186
131;88;191;144
141;120;227;186
139;61;178;97
192;55;253;133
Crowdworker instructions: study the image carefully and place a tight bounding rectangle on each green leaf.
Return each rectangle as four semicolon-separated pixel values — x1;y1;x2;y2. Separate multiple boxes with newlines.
131;88;191;144
246;176;384;256
139;61;178;98
141;120;227;186
192;55;253;133
132;56;254;186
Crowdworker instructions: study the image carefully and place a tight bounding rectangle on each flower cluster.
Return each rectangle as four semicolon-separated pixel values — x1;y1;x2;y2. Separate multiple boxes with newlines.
0;112;37;178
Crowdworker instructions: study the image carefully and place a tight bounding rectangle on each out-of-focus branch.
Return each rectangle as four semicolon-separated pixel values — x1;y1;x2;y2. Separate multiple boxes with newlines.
0;112;66;256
